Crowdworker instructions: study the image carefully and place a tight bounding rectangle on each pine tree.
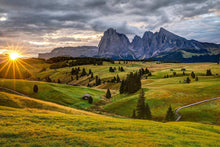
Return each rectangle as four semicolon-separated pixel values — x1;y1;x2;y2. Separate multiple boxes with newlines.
183;71;185;76
88;97;93;104
136;89;145;119
165;105;175;122
33;85;38;93
185;77;191;83
106;88;111;99
119;80;124;94
76;74;79;80
191;71;195;79
57;79;61;83
116;75;120;83
89;69;92;74
132;109;136;118
145;68;150;74
145;103;152;120
91;73;94;78
81;68;87;76
206;69;212;76
195;76;199;81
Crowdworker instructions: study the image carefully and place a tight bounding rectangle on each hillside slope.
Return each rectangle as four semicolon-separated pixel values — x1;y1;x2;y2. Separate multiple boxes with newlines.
0;92;219;146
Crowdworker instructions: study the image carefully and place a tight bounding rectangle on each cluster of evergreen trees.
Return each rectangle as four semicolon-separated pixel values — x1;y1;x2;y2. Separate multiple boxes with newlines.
107;75;121;83
95;76;101;86
118;67;125;72
109;67;125;72
132;89;176;122
120;72;141;94
132;89;152;119
109;67;116;72
71;67;80;75
139;68;150;76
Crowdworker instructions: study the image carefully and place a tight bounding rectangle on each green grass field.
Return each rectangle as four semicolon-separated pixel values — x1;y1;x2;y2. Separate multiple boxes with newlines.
0;60;220;146
0;79;105;109
1;61;220;124
0;92;219;146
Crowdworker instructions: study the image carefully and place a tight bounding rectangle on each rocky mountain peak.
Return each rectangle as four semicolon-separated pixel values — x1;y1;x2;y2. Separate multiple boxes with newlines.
104;28;116;35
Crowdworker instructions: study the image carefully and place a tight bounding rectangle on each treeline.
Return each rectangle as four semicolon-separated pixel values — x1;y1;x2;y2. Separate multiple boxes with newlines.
118;58;157;62
47;56;114;63
48;57;114;69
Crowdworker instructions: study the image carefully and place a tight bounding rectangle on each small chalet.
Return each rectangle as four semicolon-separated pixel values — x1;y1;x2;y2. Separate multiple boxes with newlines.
82;94;92;100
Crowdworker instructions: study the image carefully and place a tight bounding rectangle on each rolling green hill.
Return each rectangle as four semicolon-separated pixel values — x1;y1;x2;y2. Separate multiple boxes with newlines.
0;79;104;109
0;91;219;146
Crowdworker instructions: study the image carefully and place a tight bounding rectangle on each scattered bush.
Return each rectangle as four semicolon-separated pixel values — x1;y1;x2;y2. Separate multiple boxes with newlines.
33;85;38;93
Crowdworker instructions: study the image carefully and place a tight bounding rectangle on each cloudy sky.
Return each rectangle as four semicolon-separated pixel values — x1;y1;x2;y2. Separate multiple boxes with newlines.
0;0;219;57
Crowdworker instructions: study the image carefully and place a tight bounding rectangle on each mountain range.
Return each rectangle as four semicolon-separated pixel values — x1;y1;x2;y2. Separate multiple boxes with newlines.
39;28;220;62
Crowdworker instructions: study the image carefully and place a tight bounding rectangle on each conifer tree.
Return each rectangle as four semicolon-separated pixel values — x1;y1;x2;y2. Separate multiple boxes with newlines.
206;69;212;76
132;109;136;118
145;103;152;120
119;80;125;94
81;68;87;76
191;71;195;79
183;71;185;76
106;88;111;99
33;85;38;93
116;75;120;83
88;97;93;104
195;76;199;81
91;73;94;78
57;79;61;83
136;89;145;119
186;77;191;83
76;74;79;80
89;69;92;74
145;68;149;74
165;105;175;122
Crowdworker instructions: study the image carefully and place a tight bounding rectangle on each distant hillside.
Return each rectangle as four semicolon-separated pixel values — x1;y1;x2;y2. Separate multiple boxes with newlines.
38;46;98;59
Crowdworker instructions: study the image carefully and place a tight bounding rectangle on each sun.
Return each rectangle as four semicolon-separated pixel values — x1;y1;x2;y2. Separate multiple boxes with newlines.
9;52;21;61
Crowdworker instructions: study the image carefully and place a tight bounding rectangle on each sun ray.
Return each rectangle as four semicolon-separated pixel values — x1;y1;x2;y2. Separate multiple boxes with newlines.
16;60;35;78
3;61;12;79
14;61;23;79
19;59;34;68
0;61;10;72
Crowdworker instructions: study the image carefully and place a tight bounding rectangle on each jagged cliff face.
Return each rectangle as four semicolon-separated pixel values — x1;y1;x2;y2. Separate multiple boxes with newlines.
39;46;98;59
98;28;131;58
98;27;220;59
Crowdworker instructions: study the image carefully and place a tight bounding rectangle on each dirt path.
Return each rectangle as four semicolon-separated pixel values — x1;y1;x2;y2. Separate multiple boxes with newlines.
175;97;220;121
0;87;29;97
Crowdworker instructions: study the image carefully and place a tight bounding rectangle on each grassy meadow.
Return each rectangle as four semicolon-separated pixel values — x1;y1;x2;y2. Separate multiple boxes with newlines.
0;59;220;146
1;60;219;124
0;92;219;146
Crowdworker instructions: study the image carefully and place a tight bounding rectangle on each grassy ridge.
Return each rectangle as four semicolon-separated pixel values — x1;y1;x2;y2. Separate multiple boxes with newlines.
0;79;104;109
0;92;102;116
0;105;220;146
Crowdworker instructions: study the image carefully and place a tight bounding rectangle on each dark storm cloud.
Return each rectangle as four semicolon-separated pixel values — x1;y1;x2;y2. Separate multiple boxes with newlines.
0;0;219;56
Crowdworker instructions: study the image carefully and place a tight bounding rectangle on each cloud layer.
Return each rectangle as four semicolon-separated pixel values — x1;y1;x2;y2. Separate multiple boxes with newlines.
0;0;219;56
